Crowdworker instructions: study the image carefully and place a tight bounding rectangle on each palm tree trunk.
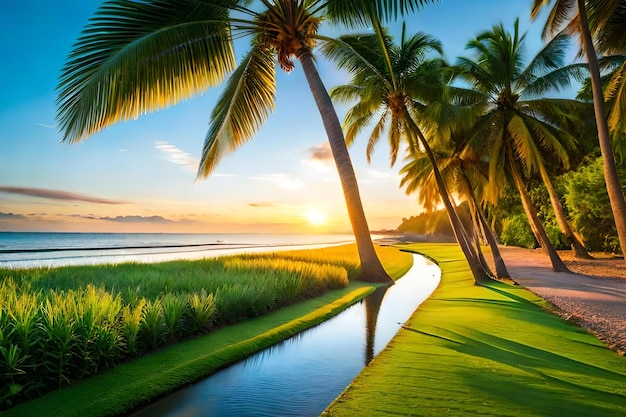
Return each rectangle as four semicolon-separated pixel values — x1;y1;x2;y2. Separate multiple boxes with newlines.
477;201;511;279
509;157;570;272
578;0;626;258
539;167;593;259
297;48;392;284
462;174;511;278
466;196;496;277
407;121;492;284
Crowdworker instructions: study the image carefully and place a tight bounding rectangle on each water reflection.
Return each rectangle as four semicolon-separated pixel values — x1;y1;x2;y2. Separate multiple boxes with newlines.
365;285;389;365
130;255;440;417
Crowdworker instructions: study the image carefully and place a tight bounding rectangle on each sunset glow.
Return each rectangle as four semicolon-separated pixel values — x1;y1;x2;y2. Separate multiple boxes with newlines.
304;208;327;226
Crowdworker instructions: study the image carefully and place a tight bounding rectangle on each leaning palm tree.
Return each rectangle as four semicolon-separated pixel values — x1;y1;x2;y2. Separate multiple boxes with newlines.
56;0;438;284
399;139;511;279
531;0;626;257
457;19;592;272
324;26;493;284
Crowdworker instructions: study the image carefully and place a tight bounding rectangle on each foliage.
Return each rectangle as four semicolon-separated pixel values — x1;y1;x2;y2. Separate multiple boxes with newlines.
396;202;473;238
562;156;626;253
499;214;537;249
0;251;356;409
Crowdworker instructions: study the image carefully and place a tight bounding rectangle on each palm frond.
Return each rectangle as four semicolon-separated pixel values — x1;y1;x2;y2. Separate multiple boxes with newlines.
366;112;389;162
531;0;576;40
507;113;545;175
516;33;569;89
517;98;589;134
345;105;383;147
321;35;389;88
324;0;437;28
56;0;236;143
606;61;626;146
329;84;367;104
588;0;624;53
522;63;588;97
524;114;573;166
197;45;276;178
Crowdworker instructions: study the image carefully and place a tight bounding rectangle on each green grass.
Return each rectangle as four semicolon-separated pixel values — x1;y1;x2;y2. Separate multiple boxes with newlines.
323;243;626;417
2;244;412;417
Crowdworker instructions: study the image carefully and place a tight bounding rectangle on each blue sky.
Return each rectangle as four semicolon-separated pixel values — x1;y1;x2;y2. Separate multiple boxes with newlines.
0;0;572;234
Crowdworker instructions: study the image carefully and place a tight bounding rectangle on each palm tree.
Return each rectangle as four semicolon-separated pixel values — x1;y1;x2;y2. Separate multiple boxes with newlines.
531;0;626;257
456;19;592;272
399;140;512;279
55;0;438;284
589;3;626;157
324;26;493;284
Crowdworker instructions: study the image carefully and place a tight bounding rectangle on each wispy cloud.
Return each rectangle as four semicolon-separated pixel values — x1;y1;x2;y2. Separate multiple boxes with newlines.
100;215;174;224
35;122;56;129
251;174;303;191
155;140;199;172
249;202;276;208
0;186;126;204
0;212;27;219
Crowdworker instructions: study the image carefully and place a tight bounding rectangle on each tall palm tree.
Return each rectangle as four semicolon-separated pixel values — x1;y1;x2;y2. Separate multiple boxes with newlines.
589;3;626;156
457;19;591;272
324;26;493;284
55;0;437;284
531;0;626;257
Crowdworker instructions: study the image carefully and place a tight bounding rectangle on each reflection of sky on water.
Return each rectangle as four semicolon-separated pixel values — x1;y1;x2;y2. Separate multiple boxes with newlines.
132;255;441;417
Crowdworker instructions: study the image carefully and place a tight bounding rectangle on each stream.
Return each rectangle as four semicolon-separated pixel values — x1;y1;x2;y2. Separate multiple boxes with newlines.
131;254;441;417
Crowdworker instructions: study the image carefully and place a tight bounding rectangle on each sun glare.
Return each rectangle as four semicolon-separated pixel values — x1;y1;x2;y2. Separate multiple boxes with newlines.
305;208;326;226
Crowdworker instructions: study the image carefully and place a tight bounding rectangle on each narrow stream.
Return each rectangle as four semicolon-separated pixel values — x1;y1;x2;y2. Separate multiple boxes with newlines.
131;254;441;417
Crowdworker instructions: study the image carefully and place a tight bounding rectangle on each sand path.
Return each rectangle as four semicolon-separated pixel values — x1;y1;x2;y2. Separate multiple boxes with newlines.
495;246;626;355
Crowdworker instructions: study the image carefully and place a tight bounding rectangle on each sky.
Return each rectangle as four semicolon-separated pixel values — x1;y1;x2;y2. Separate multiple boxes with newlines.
0;0;573;235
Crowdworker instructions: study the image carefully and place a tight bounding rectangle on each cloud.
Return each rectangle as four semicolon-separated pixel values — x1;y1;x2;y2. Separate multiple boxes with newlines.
251;174;303;191
306;142;333;164
0;212;27;219
35;122;56;129
248;202;276;208
0;186;126;204
100;215;174;224
155;140;199;172
303;142;336;174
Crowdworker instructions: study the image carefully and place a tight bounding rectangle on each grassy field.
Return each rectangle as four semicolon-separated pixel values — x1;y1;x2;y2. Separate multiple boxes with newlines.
2;244;412;416
323;243;626;417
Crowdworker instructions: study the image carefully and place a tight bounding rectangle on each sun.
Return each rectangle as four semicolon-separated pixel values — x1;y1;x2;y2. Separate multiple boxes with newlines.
305;208;327;226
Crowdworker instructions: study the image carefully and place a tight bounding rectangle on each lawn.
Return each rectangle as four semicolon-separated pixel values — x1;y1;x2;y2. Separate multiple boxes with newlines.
323;243;626;416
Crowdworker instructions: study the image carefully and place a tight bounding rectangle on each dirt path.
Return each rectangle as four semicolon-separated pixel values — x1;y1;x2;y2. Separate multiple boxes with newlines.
494;246;626;355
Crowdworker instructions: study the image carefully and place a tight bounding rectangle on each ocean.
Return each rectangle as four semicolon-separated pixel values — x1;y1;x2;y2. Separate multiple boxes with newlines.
0;232;363;269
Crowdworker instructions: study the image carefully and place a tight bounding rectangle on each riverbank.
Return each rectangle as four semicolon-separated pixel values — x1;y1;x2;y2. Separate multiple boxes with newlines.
323;243;626;416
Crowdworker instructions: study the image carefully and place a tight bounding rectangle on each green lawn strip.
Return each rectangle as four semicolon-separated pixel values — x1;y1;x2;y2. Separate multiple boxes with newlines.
323;243;626;417
6;244;411;417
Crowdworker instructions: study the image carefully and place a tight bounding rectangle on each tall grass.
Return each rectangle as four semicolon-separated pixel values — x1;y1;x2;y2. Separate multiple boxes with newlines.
0;251;356;409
